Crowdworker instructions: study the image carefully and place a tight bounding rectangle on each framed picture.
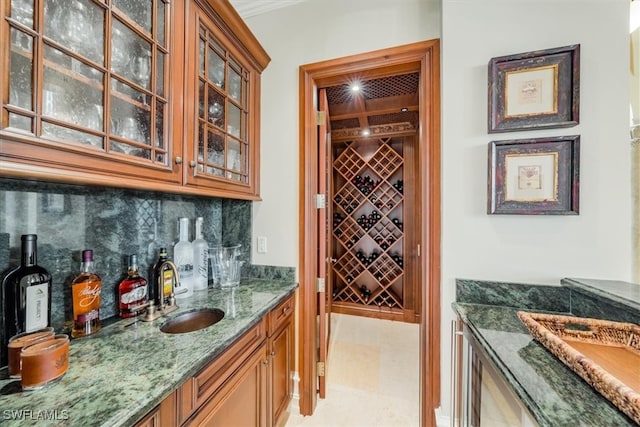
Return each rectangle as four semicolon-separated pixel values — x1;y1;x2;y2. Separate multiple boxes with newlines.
488;135;580;215
488;45;580;133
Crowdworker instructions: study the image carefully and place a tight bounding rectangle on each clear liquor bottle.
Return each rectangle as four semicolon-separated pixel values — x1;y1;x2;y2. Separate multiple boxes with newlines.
192;217;209;291
71;249;102;338
118;255;148;318
174;217;193;298
1;234;52;366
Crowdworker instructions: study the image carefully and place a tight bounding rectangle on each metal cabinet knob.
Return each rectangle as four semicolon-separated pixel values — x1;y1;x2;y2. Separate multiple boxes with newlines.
175;157;182;164
189;160;196;168
270;351;276;357
263;359;269;366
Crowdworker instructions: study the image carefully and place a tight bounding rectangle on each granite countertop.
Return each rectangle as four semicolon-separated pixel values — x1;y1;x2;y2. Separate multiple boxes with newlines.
453;277;639;427
0;279;298;427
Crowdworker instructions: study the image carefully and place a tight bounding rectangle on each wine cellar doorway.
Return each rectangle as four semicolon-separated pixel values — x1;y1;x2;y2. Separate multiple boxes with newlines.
299;40;441;425
330;135;420;323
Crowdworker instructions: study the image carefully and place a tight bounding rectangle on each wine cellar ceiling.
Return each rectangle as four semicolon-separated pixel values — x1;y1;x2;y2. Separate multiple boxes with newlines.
325;72;420;141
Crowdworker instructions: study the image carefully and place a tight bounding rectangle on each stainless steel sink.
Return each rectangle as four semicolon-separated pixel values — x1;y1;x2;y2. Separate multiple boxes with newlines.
160;308;224;334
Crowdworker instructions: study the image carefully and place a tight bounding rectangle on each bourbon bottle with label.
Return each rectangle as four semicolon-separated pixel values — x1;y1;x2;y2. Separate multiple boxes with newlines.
118;255;148;318
71;249;102;338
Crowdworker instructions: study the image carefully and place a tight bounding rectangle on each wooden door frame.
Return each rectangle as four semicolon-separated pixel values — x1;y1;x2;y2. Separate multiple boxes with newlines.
298;39;441;426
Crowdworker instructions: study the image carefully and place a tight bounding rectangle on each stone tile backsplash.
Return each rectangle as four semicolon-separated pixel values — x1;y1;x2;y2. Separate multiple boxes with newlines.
0;178;270;329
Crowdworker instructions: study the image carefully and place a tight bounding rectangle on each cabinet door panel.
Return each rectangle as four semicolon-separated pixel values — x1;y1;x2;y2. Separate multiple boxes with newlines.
184;2;262;198
270;322;293;427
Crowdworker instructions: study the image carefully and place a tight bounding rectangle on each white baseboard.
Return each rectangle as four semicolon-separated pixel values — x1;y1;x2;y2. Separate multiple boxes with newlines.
290;371;301;414
435;406;450;427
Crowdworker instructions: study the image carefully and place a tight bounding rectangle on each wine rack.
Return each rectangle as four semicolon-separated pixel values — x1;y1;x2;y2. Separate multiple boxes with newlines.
331;137;408;320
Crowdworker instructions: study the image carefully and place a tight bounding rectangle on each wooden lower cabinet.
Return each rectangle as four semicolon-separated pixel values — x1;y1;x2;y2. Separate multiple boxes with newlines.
187;343;268;426
135;392;177;427
136;293;295;427
268;295;295;427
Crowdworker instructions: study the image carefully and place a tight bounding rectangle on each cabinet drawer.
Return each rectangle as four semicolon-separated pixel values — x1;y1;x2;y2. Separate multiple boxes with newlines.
177;318;266;423
185;343;268;427
268;294;295;336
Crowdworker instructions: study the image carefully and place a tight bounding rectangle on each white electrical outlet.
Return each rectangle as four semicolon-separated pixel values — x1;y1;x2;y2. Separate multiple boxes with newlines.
257;236;267;254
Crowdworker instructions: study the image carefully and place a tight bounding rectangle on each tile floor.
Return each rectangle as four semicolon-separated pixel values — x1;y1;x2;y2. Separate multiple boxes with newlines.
286;313;420;427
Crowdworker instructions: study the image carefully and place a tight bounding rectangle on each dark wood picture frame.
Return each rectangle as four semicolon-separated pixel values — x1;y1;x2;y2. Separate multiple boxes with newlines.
488;135;580;215
488;45;580;133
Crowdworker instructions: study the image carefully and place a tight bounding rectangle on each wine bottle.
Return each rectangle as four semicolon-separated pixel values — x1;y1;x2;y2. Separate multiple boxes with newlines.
71;249;102;338
192;217;209;291
1;234;52;367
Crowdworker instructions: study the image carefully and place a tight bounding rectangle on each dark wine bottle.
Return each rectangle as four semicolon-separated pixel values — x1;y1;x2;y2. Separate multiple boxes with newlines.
1;234;52;367
150;247;173;307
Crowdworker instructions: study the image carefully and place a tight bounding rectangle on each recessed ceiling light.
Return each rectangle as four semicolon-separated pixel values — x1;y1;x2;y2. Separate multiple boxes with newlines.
401;107;409;112
361;129;370;136
351;83;361;92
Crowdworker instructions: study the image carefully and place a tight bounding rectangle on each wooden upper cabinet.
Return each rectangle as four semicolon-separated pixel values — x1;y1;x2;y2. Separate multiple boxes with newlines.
0;0;270;199
183;0;268;198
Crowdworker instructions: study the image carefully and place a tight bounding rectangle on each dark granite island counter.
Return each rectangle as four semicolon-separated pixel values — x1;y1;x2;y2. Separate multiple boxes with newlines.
453;277;639;427
0;279;298;427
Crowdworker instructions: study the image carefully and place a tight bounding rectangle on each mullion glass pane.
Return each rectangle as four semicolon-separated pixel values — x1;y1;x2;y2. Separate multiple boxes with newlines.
113;0;151;33
242;73;248;105
9;28;33;111
207;88;224;128
155;100;165;149
156;49;165;96
198;80;205;119
229;68;241;102
241;111;247;140
111;140;150;159
227;138;240;172
111;19;151;89
227;103;240;138
199;38;205;76
42;121;103;148
8;113;32;133
44;0;105;64
43;45;104;132
11;0;34;27
157;0;167;47
110;78;150;146
207;128;224;167
207;47;225;88
197;124;204;162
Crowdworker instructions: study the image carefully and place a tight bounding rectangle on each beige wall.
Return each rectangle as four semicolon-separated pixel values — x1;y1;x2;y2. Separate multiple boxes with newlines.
244;0;441;268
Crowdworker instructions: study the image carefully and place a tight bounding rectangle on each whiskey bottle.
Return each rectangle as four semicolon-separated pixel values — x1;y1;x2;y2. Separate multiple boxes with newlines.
118;255;148;318
71;249;102;338
1;234;52;366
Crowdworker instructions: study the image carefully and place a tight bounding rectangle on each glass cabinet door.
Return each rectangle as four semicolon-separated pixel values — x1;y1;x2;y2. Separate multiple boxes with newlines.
2;0;170;166
196;23;250;184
